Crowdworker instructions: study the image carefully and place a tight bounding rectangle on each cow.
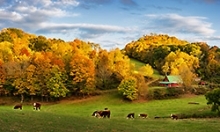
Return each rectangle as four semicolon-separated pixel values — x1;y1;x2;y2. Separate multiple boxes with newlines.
33;102;41;111
100;110;111;118
171;114;178;120
92;110;101;118
92;109;111;118
127;113;135;119
138;113;148;118
14;104;22;110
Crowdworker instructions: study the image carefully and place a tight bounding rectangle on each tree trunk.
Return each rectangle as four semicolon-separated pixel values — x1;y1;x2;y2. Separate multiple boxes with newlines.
31;95;34;101
21;94;24;103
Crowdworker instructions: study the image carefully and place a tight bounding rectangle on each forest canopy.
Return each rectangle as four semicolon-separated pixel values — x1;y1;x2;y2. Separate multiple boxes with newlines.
0;28;220;101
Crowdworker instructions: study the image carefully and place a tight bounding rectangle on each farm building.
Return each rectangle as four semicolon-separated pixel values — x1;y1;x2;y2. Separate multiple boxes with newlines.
159;75;183;87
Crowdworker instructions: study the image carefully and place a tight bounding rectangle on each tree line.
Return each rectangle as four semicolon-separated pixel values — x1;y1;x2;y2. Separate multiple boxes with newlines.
1;28;220;102
0;28;153;102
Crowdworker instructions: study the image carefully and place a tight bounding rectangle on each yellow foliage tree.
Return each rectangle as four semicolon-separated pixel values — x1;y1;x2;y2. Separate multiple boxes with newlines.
139;64;154;77
70;53;95;95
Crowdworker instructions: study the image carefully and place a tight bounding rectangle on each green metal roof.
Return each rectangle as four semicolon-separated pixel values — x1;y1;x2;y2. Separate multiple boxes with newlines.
166;75;183;83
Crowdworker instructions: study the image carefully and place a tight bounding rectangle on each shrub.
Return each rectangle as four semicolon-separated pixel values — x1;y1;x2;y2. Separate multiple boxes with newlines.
191;87;209;95
205;88;220;114
146;87;185;100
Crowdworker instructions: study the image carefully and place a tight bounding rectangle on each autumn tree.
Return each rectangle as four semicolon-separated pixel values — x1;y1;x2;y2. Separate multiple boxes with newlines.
95;48;132;90
118;76;138;101
0;31;13;43
9;60;30;102
139;64;154;77
29;36;50;51
132;73;148;99
95;49;113;89
70;53;95;95
0;41;14;62
162;51;199;87
110;48;132;80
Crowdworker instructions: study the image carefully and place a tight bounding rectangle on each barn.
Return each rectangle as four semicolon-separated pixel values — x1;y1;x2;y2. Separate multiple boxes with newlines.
159;75;183;87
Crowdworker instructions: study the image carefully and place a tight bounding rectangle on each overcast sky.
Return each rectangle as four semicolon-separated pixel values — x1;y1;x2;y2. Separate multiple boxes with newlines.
0;0;220;49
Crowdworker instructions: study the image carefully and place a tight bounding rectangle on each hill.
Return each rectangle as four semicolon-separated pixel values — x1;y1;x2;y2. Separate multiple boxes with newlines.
124;34;220;84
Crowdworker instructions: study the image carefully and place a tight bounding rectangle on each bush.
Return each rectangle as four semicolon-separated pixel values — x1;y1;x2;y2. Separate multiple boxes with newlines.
205;88;220;114
178;111;220;119
146;87;185;100
191;87;209;95
166;87;184;97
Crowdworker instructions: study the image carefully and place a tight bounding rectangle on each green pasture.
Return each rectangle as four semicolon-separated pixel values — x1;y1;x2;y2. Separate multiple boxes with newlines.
130;58;146;70
0;93;220;132
130;58;162;79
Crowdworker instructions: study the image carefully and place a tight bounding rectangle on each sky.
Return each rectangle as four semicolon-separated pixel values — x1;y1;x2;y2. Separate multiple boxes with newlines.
0;0;220;50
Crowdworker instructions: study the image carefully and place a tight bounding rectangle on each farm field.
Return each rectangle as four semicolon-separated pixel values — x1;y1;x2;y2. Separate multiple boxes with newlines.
0;93;220;132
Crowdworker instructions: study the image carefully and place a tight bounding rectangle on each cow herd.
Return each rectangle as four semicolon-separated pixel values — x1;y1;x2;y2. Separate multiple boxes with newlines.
13;103;179;120
13;102;41;111
92;108;178;120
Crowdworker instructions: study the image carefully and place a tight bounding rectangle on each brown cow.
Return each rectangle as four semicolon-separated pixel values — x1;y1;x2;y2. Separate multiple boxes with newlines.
138;113;148;118
92;110;111;118
33;102;41;110
171;114;178;120
14;104;22;110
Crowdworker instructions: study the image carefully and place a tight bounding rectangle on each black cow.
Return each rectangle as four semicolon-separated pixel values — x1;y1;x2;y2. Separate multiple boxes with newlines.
127;113;135;119
33;102;41;110
14;104;22;110
92;110;101;118
138;113;148;118
171;114;178;120
92;110;111;118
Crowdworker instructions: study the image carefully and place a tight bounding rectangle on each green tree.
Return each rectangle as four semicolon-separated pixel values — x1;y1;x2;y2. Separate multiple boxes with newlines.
0;31;13;43
46;66;69;98
205;88;220;114
29;36;50;51
118;76;138;101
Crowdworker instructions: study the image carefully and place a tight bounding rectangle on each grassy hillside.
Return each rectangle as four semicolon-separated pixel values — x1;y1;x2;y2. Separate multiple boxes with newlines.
130;58;146;70
130;58;162;79
0;92;219;132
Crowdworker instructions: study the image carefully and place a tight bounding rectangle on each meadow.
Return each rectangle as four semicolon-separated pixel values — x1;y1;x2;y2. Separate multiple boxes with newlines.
0;92;220;132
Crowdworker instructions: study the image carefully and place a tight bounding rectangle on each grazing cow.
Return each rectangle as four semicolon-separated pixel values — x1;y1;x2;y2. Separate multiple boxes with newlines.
92;110;111;118
127;113;135;119
92;110;101;118
138;113;148;118
33;102;41;110
14;104;22;110
171;114;178;120
100;110;111;118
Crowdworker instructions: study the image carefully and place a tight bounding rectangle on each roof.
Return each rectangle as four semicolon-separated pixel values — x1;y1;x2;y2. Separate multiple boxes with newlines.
166;75;183;83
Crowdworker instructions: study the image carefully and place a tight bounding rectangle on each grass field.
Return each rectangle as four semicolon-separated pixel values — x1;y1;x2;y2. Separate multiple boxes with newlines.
0;92;220;132
130;58;162;79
